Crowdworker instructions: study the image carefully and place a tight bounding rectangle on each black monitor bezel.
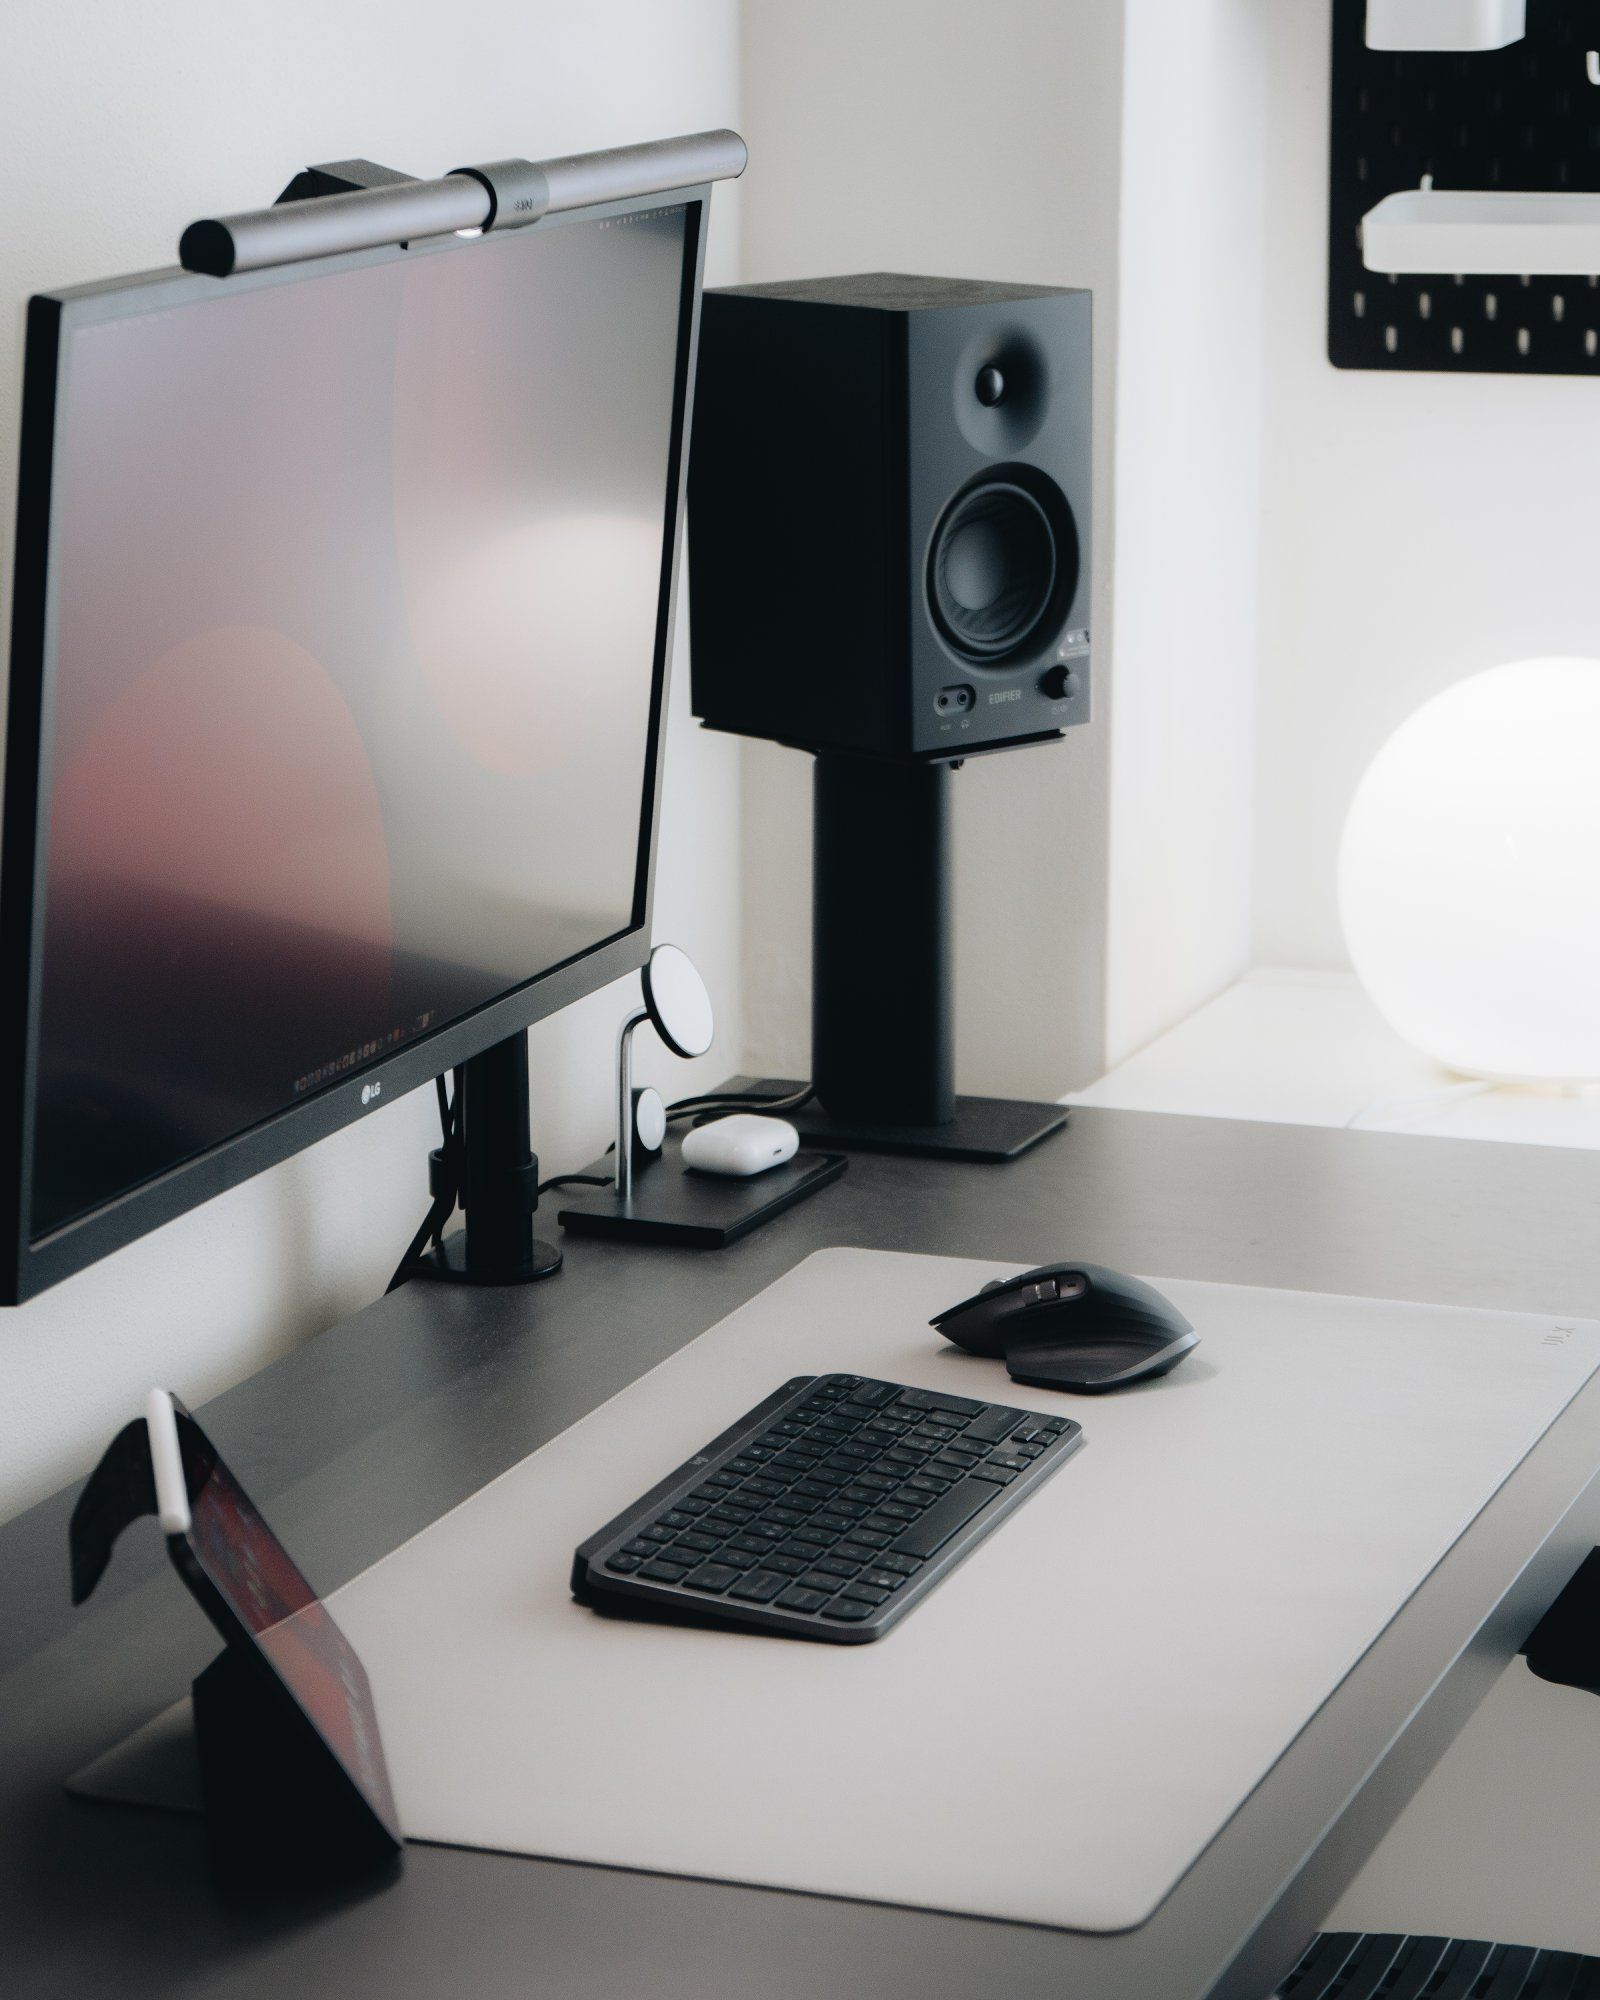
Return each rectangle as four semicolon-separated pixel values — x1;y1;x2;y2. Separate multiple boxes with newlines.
0;182;709;1303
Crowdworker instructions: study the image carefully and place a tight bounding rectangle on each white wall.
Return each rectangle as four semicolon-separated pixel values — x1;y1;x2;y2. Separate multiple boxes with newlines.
1107;0;1267;1066
1253;0;1600;968
0;0;744;1522
734;0;1124;1100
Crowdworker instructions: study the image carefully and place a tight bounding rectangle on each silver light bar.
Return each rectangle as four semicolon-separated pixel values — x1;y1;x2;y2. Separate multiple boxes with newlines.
179;128;747;278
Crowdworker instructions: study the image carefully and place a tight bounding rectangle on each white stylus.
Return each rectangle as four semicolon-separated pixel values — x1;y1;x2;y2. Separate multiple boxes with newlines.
145;1387;193;1535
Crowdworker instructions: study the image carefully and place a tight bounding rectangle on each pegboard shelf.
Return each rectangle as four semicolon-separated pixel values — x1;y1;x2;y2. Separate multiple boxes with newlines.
1364;185;1600;273
1329;0;1600;374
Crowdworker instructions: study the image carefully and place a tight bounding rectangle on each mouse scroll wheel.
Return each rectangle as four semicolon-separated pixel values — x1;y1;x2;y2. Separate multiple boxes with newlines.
1020;1278;1060;1306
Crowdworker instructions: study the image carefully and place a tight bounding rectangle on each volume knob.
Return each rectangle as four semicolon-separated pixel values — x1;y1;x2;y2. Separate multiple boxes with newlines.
1040;663;1079;701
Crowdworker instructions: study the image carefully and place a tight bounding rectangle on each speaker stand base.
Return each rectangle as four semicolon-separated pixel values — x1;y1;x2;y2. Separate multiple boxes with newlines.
742;1077;1069;1164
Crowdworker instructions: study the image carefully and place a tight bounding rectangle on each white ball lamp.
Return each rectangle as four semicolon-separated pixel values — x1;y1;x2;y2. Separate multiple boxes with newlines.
1338;656;1600;1085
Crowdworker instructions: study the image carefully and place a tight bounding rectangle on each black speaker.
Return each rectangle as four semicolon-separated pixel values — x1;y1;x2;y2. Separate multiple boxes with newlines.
688;272;1091;760
686;273;1092;1163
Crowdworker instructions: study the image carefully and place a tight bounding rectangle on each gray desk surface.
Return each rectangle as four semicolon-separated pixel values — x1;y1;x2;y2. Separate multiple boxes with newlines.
5;1105;1600;2000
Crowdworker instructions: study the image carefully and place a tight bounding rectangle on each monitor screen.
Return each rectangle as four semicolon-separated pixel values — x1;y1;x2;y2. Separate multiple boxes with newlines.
25;204;692;1242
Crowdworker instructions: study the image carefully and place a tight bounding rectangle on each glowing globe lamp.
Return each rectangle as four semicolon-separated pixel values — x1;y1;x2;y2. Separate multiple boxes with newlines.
1338;656;1600;1083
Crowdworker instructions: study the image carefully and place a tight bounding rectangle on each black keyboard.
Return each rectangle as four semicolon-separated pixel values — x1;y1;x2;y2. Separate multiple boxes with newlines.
1278;1931;1600;1999
571;1372;1084;1643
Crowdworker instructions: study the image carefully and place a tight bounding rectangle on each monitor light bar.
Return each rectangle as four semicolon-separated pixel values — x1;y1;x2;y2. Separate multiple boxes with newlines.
179;128;747;277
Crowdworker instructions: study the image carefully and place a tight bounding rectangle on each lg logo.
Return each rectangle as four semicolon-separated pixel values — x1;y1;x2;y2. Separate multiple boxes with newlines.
360;1082;382;1105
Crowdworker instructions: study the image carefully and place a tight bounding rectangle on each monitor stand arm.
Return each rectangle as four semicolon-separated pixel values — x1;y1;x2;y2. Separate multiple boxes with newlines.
427;1032;563;1286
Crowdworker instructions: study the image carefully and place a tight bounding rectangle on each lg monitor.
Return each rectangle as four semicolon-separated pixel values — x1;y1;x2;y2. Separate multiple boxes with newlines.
0;139;730;1302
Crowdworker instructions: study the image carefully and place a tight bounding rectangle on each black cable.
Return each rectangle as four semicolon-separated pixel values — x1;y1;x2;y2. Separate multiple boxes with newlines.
536;1171;611;1195
664;1082;816;1127
386;1071;462;1294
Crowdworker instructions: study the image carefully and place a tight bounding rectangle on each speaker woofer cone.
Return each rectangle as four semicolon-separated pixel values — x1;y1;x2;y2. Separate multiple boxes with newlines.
928;480;1056;661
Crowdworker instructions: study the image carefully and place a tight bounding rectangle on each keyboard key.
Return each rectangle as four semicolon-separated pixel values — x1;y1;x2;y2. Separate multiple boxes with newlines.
815;1556;861;1578
792;1524;833;1546
799;1570;842;1593
895;1388;982;1416
849;1529;893;1550
660;1509;695;1528
970;1465;1016;1486
890;1478;997;1559
605;1553;643;1573
742;1477;785;1497
878;1552;923;1575
834;1541;879;1563
986;1453;1030;1472
766;1553;807;1575
729;1570;787;1603
841;1582;890;1606
820;1596;875;1621
848;1381;899;1407
676;1497;711;1516
639;1558;692;1581
858;1568;907;1592
776;1585;829;1613
683;1562;745;1593
792;1480;835;1500
961;1406;1021;1444
676;1531;725;1553
907;1475;952;1495
640;1525;676;1543
723;1536;768;1558
879;1501;922;1521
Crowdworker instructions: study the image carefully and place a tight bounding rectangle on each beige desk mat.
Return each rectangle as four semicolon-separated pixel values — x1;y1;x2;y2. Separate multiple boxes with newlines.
75;1248;1600;1932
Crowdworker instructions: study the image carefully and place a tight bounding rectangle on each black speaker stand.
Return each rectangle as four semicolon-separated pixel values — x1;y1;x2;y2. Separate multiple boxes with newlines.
799;752;1068;1163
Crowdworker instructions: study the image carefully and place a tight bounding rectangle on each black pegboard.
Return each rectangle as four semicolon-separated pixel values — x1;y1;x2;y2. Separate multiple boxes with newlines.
1329;0;1600;373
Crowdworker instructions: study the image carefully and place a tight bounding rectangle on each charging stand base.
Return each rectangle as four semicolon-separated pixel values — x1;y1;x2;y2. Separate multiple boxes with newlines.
745;1077;1069;1164
556;1136;846;1247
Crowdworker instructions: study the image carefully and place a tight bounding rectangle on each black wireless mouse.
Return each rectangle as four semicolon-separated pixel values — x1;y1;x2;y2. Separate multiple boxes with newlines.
931;1262;1199;1393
